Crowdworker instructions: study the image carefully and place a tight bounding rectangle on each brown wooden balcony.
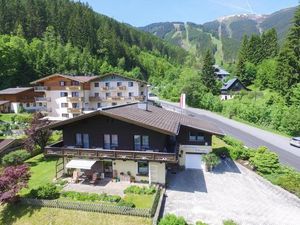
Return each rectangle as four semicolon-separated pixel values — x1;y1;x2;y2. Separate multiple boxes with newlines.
67;97;83;102
89;96;103;101
35;97;51;102
67;108;82;113
117;86;127;91
66;86;82;91
45;141;177;163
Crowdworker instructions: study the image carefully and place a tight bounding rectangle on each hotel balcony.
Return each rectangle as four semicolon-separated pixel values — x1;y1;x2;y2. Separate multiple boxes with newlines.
35;97;51;102
66;86;82;91
67;97;83;102
101;86;109;91
34;86;48;91
45;141;177;163
117;86;127;91
67;108;82;113
89;96;103;101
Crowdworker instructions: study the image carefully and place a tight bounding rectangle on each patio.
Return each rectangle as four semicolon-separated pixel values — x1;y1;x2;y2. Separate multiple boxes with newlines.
63;178;148;196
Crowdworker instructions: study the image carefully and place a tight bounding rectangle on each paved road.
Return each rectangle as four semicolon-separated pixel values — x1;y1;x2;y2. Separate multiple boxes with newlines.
164;161;300;225
156;99;300;171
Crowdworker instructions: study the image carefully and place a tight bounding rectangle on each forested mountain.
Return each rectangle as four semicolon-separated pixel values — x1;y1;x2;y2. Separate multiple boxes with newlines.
0;0;187;89
139;6;297;62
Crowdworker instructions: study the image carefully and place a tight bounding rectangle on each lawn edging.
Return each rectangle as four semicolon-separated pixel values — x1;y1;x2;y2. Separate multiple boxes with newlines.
19;197;152;217
152;188;165;225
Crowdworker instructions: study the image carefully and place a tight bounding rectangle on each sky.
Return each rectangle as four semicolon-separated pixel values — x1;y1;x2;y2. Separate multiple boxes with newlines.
83;0;298;27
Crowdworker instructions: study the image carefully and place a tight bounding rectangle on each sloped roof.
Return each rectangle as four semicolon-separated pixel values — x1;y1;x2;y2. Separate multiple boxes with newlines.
0;87;33;95
213;65;230;75
221;78;245;90
30;74;99;84
0;100;10;105
97;73;148;84
46;103;224;136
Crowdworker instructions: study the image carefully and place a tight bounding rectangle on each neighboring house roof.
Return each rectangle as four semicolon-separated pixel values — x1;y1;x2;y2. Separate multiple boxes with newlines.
221;78;248;91
46;103;224;136
0;100;10;105
30;74;99;84
213;65;230;75
98;73;148;84
0;87;33;95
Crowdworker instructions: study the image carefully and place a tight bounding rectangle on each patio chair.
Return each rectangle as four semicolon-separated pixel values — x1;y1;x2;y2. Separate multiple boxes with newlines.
89;172;98;185
72;171;79;183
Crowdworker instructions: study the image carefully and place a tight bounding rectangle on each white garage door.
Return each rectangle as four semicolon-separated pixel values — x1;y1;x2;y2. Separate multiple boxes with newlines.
185;154;203;169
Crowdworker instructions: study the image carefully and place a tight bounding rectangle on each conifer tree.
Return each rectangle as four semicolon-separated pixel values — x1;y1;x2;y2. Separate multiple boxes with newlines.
201;50;218;95
261;28;279;59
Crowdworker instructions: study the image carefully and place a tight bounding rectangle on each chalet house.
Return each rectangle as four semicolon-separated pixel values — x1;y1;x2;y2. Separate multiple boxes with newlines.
213;65;230;81
0;87;45;113
30;73;147;120
45;103;223;185
220;78;249;100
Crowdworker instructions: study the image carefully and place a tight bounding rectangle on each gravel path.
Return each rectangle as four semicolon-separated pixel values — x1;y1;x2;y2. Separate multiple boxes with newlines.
163;160;300;225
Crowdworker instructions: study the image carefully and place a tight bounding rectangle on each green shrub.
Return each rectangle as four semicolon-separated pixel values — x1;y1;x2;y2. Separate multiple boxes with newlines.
61;191;121;203
202;153;220;170
124;185;156;195
29;183;60;199
159;214;187;225
2;150;31;166
223;219;238;225
196;221;209;225
222;136;244;148
271;170;300;198
117;199;135;208
249;146;280;174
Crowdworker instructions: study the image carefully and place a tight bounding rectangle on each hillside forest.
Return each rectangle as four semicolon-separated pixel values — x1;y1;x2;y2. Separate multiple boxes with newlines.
0;0;299;136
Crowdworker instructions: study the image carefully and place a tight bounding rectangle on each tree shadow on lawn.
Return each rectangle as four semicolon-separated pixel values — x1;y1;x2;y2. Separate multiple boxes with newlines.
0;203;42;225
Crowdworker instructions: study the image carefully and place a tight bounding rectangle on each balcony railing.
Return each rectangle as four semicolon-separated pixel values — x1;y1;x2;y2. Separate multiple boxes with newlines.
45;141;177;163
89;96;103;101
117;86;127;91
35;97;51;102
67;97;83;102
34;86;48;91
66;86;82;91
67;108;82;113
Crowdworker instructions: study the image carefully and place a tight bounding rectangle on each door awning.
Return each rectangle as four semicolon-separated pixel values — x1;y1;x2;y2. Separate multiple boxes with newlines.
66;159;97;170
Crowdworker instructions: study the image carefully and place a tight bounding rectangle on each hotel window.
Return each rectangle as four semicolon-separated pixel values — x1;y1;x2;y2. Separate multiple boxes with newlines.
94;82;99;87
142;136;149;149
117;82;122;87
189;132;205;142
71;92;79;97
104;134;118;149
134;135;150;150
61;103;68;108
38;103;43;106
128;81;133;87
59;81;66;86
94;92;99;97
137;161;148;175
117;92;122;97
60;92;68;97
129;92;134;97
72;103;79;108
71;81;80;86
97;102;101;108
106;92;111;98
111;134;118;148
26;103;30;107
105;82;110;87
141;91;144;96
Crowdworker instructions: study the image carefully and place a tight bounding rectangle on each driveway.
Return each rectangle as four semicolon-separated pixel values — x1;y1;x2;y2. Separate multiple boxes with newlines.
157;99;300;171
163;160;300;225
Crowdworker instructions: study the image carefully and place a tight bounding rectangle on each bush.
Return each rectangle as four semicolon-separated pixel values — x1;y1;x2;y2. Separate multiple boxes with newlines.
2;150;31;166
117;199;135;208
223;219;238;225
61;191;121;203
202;153;220;171
249;146;280;174
124;185;156;195
159;214;187;225
222;136;244;148
29;183;60;199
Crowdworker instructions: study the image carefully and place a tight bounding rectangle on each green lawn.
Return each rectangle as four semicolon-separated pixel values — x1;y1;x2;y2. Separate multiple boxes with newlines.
21;154;58;195
0;204;152;225
124;194;154;209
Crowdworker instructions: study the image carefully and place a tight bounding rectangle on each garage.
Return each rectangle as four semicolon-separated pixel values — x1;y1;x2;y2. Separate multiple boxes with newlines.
185;153;203;169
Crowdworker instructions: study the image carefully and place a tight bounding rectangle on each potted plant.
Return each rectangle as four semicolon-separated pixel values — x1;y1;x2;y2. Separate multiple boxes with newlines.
202;153;220;172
